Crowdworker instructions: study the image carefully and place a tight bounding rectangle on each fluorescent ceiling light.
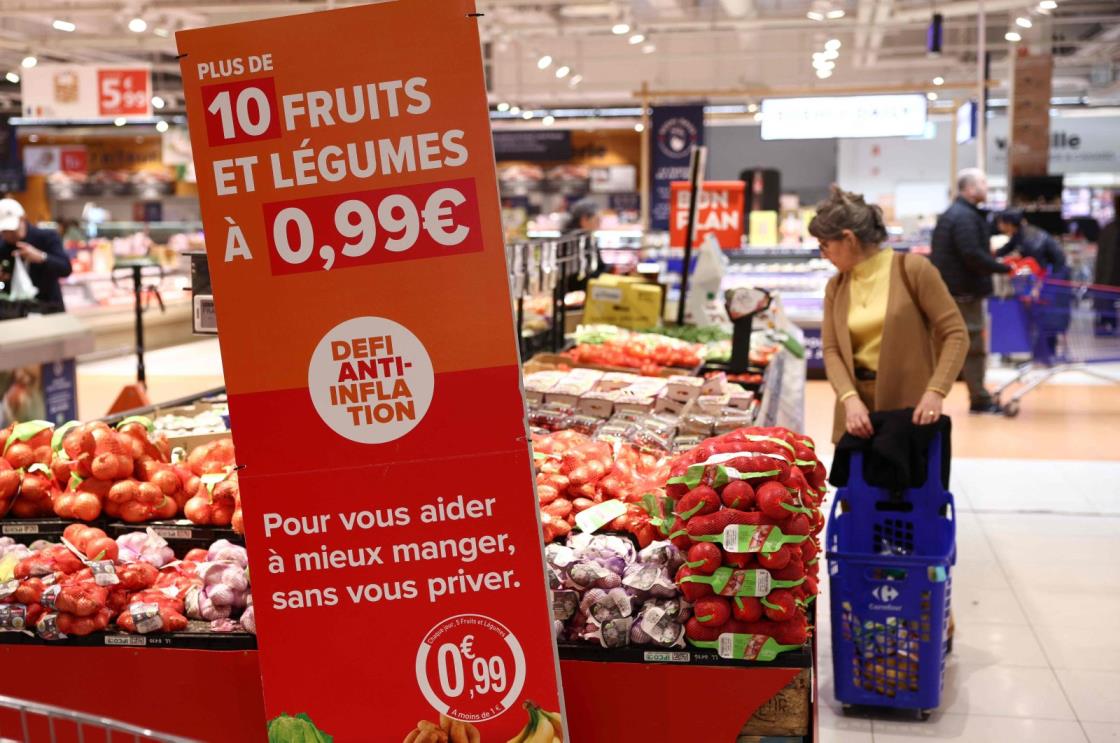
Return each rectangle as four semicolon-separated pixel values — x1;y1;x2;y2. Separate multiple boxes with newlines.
155;120;169;133
932;76;945;85
153;27;170;38
823;49;839;60
807;11;825;20
927;92;938;101
747;103;759;113
825;38;842;50
634;123;645;132
151;95;165;109
537;54;552;69
569;74;583;87
128;17;148;33
496;102;510;112
1016;16;1033;27
826;9;846;19
542;115;555;125
522;110;533;120
5;72;19;84
816;69;833;79
612;23;630;35
555;65;570;78
509;105;521;114
113;117;127;126
21;56;37;69
52;19;76;32
642;43;656;54
1005;30;1022;41
629;33;645;44
1039;0;1057;8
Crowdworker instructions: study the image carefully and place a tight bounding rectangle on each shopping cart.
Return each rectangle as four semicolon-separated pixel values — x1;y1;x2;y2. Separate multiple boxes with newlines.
826;433;956;720
992;273;1120;417
0;694;197;743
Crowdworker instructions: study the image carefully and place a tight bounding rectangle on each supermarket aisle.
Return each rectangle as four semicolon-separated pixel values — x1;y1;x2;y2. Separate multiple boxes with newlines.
76;338;225;419
810;378;1120;743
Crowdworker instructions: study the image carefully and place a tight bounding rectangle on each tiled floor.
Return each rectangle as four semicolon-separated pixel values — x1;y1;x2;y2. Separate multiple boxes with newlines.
814;375;1120;743
74;345;1120;742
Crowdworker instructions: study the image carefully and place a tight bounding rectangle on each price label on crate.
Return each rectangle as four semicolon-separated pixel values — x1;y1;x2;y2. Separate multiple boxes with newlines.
416;614;526;722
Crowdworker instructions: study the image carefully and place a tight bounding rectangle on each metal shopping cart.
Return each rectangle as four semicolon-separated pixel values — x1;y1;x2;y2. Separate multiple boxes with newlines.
0;694;197;743
992;272;1120;417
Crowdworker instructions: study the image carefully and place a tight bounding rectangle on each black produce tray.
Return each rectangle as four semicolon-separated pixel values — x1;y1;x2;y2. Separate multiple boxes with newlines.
557;640;812;669
0;620;257;650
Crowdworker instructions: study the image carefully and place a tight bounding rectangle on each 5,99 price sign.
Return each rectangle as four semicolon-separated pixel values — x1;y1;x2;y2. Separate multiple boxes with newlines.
263;178;483;275
97;69;150;117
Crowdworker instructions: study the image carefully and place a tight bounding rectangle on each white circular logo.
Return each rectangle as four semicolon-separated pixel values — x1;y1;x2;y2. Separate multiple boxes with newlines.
307;316;434;444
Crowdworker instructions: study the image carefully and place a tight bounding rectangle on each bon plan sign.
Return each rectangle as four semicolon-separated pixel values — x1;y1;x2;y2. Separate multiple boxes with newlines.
176;2;565;741
668;181;746;249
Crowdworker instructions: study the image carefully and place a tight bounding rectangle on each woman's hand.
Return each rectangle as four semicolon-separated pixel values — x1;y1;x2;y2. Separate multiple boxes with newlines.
844;396;874;438
912;390;944;426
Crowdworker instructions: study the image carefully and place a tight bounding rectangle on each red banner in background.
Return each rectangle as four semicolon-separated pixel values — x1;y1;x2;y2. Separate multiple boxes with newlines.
669;180;746;249
176;1;565;741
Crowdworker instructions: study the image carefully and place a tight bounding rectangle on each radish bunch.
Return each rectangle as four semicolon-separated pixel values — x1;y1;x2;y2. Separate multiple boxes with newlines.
659;426;826;657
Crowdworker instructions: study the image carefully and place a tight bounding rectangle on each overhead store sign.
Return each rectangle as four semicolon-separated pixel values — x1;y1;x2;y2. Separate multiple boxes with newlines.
760;94;927;140
493;130;572;160
176;2;565;741
669;180;745;249
650;104;705;230
20;64;151;120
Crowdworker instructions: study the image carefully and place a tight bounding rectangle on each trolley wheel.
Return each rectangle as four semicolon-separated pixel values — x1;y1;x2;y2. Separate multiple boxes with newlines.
841;705;854;716
1002;400;1021;418
918;709;933;721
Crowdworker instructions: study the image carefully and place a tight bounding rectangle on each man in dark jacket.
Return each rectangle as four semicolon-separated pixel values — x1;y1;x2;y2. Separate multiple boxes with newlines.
930;169;1011;413
0;198;72;314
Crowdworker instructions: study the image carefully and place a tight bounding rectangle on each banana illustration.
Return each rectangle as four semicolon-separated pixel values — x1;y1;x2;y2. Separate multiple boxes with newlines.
506;701;563;743
540;709;564;741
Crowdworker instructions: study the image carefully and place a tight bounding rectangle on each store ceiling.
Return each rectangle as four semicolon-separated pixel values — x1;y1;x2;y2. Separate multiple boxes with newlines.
0;0;1118;112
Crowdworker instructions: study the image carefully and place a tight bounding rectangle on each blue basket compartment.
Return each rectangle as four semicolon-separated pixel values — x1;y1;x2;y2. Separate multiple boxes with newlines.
825;434;956;713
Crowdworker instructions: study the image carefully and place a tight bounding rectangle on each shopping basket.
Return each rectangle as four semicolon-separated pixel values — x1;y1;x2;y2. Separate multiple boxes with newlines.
826;433;956;719
992;274;1120;417
0;693;197;743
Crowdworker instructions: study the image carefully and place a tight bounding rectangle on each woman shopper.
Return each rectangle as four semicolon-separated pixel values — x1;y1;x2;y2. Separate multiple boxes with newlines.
813;187;969;443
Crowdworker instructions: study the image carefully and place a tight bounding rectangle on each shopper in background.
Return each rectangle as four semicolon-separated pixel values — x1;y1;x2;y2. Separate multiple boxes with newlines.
563;197;601;235
0;198;72;314
930;169;1011;413
814;186;968;443
995;209;1067;275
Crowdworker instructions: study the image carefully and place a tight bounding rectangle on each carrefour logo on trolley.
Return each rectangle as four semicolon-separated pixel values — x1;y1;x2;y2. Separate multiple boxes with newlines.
308;316;435;444
870;585;901;606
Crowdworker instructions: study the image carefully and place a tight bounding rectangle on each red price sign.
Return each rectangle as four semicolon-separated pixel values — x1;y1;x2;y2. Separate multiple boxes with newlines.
97;69;150;116
201;77;282;146
416;614;527;723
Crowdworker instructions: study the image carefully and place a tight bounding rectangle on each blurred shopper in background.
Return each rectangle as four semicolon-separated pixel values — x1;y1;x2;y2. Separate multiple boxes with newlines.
930;169;1011;413
0;198;72;315
814;186;968;443
995;209;1068;275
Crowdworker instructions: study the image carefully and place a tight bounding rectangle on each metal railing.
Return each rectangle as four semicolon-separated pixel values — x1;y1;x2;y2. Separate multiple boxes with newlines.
0;694;198;743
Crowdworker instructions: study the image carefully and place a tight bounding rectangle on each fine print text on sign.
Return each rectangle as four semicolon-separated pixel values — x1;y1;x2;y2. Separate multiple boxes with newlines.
177;2;565;742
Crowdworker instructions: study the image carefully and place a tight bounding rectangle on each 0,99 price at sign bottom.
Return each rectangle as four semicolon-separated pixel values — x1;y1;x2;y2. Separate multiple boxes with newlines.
416;614;527;723
262;177;485;276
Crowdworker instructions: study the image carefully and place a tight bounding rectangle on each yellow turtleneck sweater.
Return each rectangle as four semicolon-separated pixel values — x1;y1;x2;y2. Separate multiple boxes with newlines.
848;247;893;374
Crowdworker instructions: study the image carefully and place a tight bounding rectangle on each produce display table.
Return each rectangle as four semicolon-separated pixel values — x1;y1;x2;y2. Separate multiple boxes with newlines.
0;642;816;743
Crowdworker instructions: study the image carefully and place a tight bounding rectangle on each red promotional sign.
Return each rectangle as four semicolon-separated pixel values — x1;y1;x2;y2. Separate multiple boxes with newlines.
669;180;746;249
176;2;566;741
97;68;150;116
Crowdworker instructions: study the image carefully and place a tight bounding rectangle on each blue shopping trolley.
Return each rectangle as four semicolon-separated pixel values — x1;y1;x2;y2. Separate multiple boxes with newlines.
826;432;956;720
993;273;1120;417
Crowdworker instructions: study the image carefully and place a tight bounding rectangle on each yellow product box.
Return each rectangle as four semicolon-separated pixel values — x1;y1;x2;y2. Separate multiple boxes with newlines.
583;277;665;330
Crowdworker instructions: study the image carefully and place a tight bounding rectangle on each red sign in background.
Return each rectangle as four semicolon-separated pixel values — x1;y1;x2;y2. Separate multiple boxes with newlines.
669;180;747;249
96;69;149;116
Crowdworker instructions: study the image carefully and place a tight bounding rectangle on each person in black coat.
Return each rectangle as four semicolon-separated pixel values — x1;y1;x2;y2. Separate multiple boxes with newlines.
0;198;72;314
930;169;1011;413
